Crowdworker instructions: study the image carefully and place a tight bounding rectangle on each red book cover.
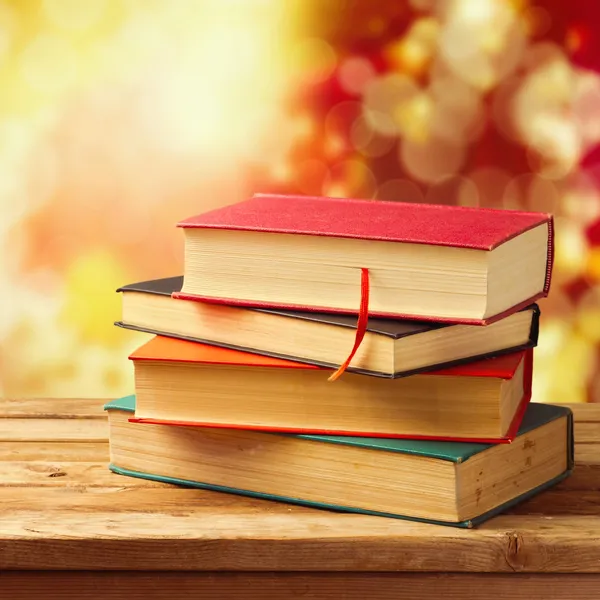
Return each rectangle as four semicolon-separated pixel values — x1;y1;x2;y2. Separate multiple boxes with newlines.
129;336;533;443
179;193;552;252
174;194;554;325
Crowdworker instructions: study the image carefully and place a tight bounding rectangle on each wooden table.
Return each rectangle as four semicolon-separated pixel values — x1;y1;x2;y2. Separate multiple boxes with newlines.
1;399;599;599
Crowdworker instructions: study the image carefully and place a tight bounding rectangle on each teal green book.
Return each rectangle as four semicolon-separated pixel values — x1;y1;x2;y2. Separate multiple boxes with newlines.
105;396;573;528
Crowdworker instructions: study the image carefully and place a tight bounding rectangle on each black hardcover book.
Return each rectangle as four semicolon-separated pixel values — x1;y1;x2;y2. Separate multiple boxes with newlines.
115;276;539;378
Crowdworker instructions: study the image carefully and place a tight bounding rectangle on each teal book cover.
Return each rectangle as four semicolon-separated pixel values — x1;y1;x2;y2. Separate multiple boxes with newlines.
105;395;574;528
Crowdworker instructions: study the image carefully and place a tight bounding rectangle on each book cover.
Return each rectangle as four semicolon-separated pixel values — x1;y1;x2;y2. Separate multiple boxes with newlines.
105;395;574;528
128;336;533;443
174;194;554;324
178;194;553;253
116;276;540;378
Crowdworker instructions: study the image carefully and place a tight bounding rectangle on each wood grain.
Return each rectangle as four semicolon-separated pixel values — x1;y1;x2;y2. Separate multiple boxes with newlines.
2;572;600;600
0;442;108;461
0;484;596;515
560;403;600;421
0;461;163;487
3;511;600;572
507;490;600;515
0;398;105;418
557;464;600;490
575;444;600;465
0;399;599;578
574;421;600;442
0;487;272;511
0;418;108;442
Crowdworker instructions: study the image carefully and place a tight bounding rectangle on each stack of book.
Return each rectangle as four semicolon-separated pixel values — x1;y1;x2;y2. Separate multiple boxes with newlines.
106;194;573;528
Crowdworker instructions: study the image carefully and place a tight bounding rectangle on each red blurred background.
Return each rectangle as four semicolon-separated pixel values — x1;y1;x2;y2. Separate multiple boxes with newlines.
1;0;599;402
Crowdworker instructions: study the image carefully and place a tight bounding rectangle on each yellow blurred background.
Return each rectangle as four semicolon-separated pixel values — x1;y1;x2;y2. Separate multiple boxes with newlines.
1;0;599;402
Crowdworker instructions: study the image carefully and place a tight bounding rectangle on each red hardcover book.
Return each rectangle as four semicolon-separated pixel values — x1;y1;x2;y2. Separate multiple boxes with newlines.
174;194;553;325
129;336;533;443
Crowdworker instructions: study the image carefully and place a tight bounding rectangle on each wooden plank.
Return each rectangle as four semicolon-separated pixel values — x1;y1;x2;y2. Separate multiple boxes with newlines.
0;419;108;442
558;403;600;422
575;422;600;443
1;485;597;517
0;487;288;511
2;511;600;572
507;490;600;515
2;572;600;600
575;444;600;465
555;464;600;491
0;462;166;487
0;398;106;418
0;442;108;462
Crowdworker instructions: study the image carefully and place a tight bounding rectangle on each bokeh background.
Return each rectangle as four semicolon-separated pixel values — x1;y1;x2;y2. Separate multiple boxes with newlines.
1;0;599;402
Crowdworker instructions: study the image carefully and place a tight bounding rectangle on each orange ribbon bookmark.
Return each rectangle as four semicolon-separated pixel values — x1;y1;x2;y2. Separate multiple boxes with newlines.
328;267;370;382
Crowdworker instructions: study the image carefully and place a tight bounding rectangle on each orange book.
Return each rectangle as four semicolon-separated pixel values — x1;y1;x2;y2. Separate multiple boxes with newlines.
129;336;533;443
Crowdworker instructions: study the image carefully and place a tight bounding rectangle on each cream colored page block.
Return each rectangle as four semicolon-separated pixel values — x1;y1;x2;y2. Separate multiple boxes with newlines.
110;411;459;521
134;362;503;437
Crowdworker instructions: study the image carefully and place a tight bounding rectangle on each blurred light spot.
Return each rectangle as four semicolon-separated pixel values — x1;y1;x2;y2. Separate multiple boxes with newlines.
326;159;377;199
377;179;424;203
322;183;350;199
450;0;497;23
338;56;376;95
363;74;419;136
350;115;395;158
393;92;434;143
43;0;107;31
385;18;439;76
429;74;485;143
533;322;592;404
526;119;580;179
576;287;600;342
291;38;337;85
293;114;315;140
140;16;290;161
325;134;347;158
60;250;129;345
562;172;600;225
565;25;586;55
513;56;579;168
270;161;293;182
554;217;589;278
573;71;600;151
400;135;465;184
439;0;526;91
586;249;600;283
504;172;558;213
20;34;78;95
